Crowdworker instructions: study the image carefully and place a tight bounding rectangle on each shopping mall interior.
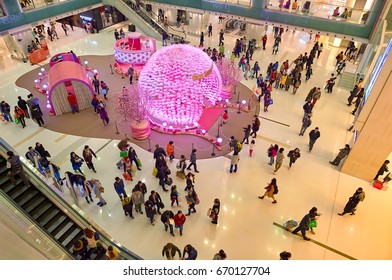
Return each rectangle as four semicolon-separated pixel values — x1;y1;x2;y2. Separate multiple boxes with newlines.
0;0;392;260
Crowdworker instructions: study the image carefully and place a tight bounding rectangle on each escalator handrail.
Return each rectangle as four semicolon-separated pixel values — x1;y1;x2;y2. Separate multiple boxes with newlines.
0;138;142;260
0;190;75;260
146;6;187;39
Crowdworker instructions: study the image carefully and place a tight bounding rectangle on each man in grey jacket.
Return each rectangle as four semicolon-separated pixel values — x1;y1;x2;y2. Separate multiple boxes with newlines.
329;144;350;166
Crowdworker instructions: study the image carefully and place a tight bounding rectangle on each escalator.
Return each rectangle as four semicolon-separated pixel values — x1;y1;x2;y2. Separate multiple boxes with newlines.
115;0;188;43
0;154;105;259
0;144;142;260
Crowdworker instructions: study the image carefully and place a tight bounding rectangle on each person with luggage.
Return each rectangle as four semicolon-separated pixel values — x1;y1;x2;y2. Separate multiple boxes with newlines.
291;207;319;240
161;210;175;236
338;187;366;216
373;160;390;181
176;155;187;179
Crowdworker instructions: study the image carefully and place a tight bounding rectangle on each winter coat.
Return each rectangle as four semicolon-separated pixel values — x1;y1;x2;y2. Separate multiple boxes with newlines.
275;152;285;164
231;154;240;165
131;190;143;205
83;148;96;163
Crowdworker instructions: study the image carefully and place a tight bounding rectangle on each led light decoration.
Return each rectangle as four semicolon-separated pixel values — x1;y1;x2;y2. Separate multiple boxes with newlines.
138;45;222;129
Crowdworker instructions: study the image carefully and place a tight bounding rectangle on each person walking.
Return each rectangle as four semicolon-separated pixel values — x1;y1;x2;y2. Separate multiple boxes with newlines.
67;92;79;114
250;117;260;138
149;190;164;215
351;88;365;115
210;198;220;224
6;151;30;187
279;251;292;260
172;210;186;236
287;148;301;169
97;104;109;126
258;178;278;204
311;87;321;106
182;244;198;260
347;86;360;106
187;149;199;173
25;146;40;167
161;210;175;236
82;145;97;173
291;207;318;241
88;178;106;206
299;115;312;136
329;144;350;166
326;73;336;93
170;185;180;207
114;177;127;201
262;35;267;50
241;125;251;144
273;148;285;174
230;152;240;173
0;101;13;122
249;140;255;157
131;186;144;214
14;106;26;128
128;147;141;171
308;127;321;152
317;43;323;58
185;189;197;216
31;105;44;127
162;31;168;46
267;144;279;166
70;152;84;175
92;76;100;94
208;23;212;37
128;66;134;85
166;141;175;162
35;142;50;159
144;200;155;225
17;96;30;118
338;187;366;216
373;160;390;181
162;243;182;260
292;78;301;95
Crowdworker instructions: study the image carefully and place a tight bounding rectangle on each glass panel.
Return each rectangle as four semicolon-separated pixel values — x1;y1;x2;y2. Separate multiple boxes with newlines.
0;3;6;17
208;0;252;8
20;0;66;12
266;0;374;25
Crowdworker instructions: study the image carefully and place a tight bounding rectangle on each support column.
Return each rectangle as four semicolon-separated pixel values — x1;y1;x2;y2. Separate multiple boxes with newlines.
341;42;392;181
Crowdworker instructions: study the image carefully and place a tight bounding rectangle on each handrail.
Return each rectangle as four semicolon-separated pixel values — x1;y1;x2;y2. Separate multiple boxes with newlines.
0;137;142;260
0;190;74;260
147;7;187;39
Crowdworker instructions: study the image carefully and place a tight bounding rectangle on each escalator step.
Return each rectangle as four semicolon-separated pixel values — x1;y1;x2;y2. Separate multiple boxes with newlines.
65;230;84;251
0;178;15;192
43;212;67;232
7;184;31;200
21;193;47;213
35;204;58;223
30;200;54;220
60;226;83;248
0;165;7;175
51;219;74;239
58;223;80;243
14;188;40;205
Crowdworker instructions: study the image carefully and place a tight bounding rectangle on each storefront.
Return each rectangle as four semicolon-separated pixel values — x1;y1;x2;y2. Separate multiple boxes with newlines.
77;5;126;32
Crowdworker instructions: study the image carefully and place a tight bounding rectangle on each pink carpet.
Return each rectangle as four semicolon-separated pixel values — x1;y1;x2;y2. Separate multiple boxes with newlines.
198;107;225;132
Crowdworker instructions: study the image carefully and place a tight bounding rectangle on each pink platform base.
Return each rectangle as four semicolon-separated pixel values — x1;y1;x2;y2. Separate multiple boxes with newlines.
221;85;234;99
131;119;151;140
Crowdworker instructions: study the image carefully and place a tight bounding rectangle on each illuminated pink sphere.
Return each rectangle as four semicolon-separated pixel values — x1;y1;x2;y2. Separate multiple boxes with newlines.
138;44;222;128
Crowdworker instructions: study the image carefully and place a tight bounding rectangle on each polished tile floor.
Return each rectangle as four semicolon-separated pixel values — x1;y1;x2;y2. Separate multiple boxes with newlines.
1;19;391;260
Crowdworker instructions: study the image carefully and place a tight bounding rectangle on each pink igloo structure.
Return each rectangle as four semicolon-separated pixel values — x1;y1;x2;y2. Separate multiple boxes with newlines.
138;45;222;129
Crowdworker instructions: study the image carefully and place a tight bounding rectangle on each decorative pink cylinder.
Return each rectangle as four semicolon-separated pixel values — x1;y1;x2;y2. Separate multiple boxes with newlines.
131;119;151;140
128;32;142;50
221;85;233;99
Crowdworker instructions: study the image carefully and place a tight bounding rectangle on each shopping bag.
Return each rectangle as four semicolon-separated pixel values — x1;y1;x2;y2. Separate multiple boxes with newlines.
136;158;142;168
130;164;136;173
152;167;158;177
308;219;317;228
15;117;20;124
123;172;131;181
120;151;127;158
165;177;173;186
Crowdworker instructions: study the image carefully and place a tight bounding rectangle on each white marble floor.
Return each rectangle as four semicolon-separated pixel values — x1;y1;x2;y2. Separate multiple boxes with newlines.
1;18;391;260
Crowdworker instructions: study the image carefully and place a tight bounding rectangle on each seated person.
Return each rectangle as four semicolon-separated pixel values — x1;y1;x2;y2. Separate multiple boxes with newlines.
340;8;349;19
332;7;340;17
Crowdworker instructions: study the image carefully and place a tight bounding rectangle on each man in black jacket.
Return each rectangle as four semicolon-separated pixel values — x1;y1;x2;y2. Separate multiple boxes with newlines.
17;96;30;118
161;210;175;236
308;127;321;152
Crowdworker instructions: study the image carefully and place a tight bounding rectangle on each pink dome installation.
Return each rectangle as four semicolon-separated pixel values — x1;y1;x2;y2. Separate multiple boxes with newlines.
138;44;222;129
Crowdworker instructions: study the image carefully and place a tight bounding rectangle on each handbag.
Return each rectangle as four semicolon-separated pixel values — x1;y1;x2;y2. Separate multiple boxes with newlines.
152;167;158;177
309;219;317;228
169;218;174;225
98;186;105;193
269;99;273;105
159;202;165;209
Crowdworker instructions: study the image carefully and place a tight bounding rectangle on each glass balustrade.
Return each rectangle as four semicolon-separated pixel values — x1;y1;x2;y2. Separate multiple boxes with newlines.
19;0;70;12
265;0;374;25
207;0;252;7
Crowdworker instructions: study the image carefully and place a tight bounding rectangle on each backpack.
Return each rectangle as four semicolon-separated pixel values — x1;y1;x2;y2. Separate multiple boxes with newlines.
235;141;242;153
273;185;279;194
